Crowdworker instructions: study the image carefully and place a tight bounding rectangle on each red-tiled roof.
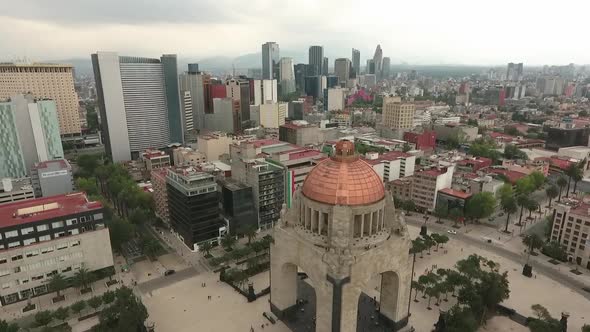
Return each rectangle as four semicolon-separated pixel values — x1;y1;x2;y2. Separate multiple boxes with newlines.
251;139;281;148
439;188;472;199
457;157;492;166
0;193;102;228
33;159;69;169
488;168;527;184
536;157;574;170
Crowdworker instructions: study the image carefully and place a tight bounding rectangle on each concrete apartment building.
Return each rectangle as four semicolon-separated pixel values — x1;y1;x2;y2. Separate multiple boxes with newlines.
172;147;206;167
412;166;455;211
230;140;285;229
91;52;183;161
197;132;234;161
0;63;81;136
278;121;320;146
551;199;590;270
363;151;416;182
257;102;287;128
0;178;34;206
151;168;169;224
0;193;113;305
0;95;64;178
382;96;415;129
167;168;225;249
30;160;74;198
140;150;171;173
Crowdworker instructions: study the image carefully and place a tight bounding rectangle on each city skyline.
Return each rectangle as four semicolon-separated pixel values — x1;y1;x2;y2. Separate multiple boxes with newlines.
1;0;590;66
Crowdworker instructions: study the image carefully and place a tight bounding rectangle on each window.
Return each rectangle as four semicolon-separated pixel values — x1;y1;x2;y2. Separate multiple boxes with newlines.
51;221;65;229
4;230;18;238
31;275;44;281
0;259;5;264
70;229;79;235
10;255;23;261
8;242;20;248
569;216;574;221
93;213;103;220
61;267;72;273
21;227;34;235
36;224;48;232
23;238;36;246
70;240;80;247
79;216;86;223
39;235;51;242
0;270;9;277
57;243;68;250
25;250;39;258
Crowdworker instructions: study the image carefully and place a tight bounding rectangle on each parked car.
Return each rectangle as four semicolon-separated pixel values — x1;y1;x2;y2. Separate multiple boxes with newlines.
447;230;457;235
164;269;176;276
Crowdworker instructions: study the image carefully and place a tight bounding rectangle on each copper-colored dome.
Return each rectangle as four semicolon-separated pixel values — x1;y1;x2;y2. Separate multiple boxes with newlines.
302;140;385;206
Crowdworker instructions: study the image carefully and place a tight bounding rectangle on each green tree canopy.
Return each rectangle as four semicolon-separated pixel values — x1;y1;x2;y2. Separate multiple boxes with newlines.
34;310;53;327
465;192;496;222
95;287;149;332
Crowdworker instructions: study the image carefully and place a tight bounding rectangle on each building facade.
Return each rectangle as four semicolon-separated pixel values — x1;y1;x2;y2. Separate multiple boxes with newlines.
551;200;590;270
262;42;280;80
166;169;225;249
411;166;454;211
30;160;74;198
334;58;351;85
382;97;415;130
0;63;81;135
219;179;259;235
91;52;182;161
0;95;64;178
0;178;34;206
351;49;360;78
308;46;324;76
179;65;207;131
0;193;113;306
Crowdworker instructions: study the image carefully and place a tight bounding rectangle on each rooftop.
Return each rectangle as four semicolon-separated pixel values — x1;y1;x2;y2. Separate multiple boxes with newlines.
0;193;102;229
439;188;472;199
487;168;527;184
33;159;70;170
416;168;447;177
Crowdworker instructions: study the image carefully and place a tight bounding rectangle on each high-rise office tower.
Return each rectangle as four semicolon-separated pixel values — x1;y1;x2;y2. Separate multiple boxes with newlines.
0;95;64;178
366;59;375;75
322;57;329;75
506;62;524;81
334;58;352;85
382;57;391;79
91;52;182;162
279;57;296;97
294;64;308;92
262;42;280;80
308;46;324;76
0;63;81;136
373;44;383;79
180;91;194;136
179;64;207;131
351;48;360;78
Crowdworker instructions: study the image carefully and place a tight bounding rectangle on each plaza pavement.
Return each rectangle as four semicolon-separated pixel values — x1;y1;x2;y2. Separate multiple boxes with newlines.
140;223;590;332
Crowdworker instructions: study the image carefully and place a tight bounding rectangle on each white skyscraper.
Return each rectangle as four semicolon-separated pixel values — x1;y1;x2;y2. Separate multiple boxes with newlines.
253;79;278;105
92;52;179;161
373;45;383;79
279;57;296;96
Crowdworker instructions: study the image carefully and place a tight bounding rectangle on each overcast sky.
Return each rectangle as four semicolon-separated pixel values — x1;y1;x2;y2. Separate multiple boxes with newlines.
1;0;588;65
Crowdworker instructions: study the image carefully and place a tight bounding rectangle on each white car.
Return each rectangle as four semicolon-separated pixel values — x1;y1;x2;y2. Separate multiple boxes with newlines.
447;230;457;235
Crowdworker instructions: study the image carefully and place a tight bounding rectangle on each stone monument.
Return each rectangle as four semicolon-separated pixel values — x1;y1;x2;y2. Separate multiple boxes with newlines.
270;140;412;332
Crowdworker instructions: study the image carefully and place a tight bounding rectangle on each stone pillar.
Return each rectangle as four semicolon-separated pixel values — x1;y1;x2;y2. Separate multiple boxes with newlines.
369;213;374;236
340;284;361;332
319;211;323;235
270;259;298;317
360;215;365;237
380;272;400;322
315;284;334;332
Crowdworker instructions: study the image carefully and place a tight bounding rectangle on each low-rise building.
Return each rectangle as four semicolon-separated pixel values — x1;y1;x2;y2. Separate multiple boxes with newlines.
403;130;436;152
412;166;455;211
436;188;472;212
30;160;74;198
363;151;416;182
456;157;493;173
141;149;171;173
279;121;320;146
388;177;413;202
197;132;234;162
173;147;206;167
0;178;34;206
0;193;113;305
434;124;478;143
551;199;590;270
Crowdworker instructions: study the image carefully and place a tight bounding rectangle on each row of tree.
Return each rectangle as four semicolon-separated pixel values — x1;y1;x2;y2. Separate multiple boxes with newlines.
411;233;450;258
47;266;101;300
498;171;546;233
528;304;590;332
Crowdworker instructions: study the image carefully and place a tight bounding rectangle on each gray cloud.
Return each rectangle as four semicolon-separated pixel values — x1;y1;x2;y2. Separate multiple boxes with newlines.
3;0;236;25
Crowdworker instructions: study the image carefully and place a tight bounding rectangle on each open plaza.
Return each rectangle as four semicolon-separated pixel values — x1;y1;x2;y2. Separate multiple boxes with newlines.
141;223;590;332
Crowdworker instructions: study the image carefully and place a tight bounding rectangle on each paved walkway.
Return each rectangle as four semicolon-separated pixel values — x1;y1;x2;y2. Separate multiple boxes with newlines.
405;214;590;301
